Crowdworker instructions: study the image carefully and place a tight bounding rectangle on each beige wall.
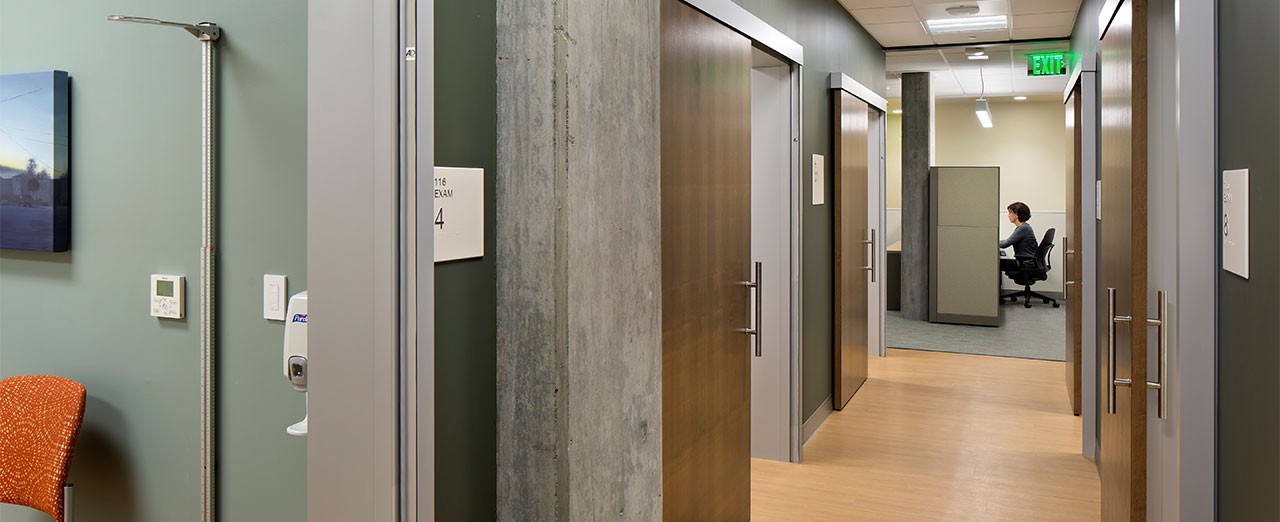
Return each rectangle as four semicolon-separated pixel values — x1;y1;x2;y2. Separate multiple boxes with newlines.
887;109;902;208
886;97;1066;213
935;98;1066;213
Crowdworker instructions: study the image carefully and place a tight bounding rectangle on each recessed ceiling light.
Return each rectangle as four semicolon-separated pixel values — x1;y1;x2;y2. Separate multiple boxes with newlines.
924;15;1008;35
1014;96;1028;101
892;109;903;114
945;5;981;16
968;36;978;40
968;55;990;60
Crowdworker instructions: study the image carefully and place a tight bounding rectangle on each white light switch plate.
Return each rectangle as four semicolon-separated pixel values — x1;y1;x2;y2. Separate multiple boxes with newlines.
264;274;287;320
812;154;825;205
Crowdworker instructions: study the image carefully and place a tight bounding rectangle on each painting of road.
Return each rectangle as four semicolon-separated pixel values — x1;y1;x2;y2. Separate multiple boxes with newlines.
0;71;70;252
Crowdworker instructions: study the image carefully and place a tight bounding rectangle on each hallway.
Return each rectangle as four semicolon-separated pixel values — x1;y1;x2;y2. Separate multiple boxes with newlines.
752;349;1099;521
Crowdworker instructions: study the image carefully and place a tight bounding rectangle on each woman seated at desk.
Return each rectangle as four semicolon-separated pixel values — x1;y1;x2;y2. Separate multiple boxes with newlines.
998;201;1037;272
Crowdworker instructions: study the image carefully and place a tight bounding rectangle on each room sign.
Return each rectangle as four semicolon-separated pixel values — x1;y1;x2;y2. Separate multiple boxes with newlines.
433;167;485;263
1222;169;1249;278
1026;53;1068;77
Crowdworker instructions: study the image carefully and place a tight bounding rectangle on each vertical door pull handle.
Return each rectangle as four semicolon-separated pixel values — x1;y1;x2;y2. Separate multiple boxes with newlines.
1144;290;1168;419
861;229;877;283
737;262;763;358
1106;288;1135;414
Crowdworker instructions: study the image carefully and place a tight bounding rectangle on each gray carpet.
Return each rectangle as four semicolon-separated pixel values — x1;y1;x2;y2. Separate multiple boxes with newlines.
887;303;1066;361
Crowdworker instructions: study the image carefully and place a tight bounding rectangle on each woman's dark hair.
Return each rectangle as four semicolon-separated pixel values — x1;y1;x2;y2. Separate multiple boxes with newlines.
1007;202;1031;222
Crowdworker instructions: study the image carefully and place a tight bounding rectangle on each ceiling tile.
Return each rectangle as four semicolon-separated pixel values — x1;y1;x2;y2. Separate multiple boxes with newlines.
865;22;935;47
1011;41;1071;51
930;32;1012;45
888;41;1073;98
940;48;1014;66
1012;74;1071;95
1013;11;1078;29
1010;0;1081;15
851;6;920;25
1010;25;1073;39
914;0;1011;19
886;50;949;72
838;0;914;9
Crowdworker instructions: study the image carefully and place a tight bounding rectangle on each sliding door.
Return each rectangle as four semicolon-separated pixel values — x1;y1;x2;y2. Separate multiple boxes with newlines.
1065;84;1082;416
1098;0;1149;519
833;90;870;409
660;0;753;518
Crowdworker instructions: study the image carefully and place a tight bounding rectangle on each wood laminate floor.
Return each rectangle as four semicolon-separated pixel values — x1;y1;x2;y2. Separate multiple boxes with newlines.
752;349;1100;521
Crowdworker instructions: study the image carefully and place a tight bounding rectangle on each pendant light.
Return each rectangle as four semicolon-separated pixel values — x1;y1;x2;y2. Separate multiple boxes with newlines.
975;66;993;128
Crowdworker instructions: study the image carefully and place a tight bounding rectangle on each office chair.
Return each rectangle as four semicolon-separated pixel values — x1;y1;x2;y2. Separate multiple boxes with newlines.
0;375;86;522
1001;227;1060;309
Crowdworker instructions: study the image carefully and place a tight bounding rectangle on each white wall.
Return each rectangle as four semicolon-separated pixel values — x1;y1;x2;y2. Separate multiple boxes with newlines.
886;97;1067;294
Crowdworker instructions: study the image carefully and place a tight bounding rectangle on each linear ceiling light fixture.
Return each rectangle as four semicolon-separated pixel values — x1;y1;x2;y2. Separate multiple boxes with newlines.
925;15;1008;35
975;67;993;128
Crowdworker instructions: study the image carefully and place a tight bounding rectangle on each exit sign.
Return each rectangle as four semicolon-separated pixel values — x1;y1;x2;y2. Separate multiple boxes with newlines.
1027;53;1068;77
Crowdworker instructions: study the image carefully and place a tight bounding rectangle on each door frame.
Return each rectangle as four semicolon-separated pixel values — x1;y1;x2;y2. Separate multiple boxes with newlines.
1064;54;1099;461
307;0;434;519
1150;0;1217;518
684;0;807;463
830;73;888;360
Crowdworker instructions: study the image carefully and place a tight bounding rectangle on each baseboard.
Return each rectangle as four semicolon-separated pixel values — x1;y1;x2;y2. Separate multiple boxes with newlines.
802;395;834;444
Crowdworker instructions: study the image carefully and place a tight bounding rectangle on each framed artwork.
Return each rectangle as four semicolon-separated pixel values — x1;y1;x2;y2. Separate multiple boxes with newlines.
0;70;70;252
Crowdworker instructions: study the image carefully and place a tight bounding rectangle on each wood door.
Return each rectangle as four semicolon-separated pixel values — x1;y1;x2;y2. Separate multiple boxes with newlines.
833;91;870;410
660;0;753;519
1099;0;1148;519
1065;85;1082;416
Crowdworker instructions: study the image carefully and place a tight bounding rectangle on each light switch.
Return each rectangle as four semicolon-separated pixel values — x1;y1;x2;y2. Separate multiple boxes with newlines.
812;154;825;206
264;275;287;320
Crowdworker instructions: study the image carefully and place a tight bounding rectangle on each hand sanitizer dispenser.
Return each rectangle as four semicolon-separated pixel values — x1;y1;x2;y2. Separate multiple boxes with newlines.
283;291;308;436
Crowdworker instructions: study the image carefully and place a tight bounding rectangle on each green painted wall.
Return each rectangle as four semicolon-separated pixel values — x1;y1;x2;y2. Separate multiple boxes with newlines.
1218;0;1280;518
434;0;498;519
734;0;886;418
0;1;307;521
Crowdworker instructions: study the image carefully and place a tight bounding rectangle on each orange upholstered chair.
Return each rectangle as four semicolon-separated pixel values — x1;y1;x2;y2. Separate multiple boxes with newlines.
0;376;86;522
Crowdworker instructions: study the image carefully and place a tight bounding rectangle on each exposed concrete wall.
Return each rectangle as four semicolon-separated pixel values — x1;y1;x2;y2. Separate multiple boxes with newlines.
900;72;933;321
495;0;662;520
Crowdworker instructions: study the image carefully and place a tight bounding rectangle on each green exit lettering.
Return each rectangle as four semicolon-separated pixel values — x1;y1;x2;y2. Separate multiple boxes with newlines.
1027;53;1068;77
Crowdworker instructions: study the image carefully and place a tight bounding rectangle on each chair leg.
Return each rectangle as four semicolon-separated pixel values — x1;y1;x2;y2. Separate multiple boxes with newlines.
1026;289;1060;308
64;483;73;522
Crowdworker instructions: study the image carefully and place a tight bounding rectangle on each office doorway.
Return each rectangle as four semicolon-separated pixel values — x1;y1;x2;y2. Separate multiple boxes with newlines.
749;46;803;464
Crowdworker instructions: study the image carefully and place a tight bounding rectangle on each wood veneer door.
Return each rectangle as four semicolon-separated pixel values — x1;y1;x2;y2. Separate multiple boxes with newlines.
833;91;870;410
1065;85;1083;416
660;0;752;519
1099;0;1148;519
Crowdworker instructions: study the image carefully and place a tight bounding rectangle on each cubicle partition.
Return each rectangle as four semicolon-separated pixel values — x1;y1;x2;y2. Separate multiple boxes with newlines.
929;166;1000;326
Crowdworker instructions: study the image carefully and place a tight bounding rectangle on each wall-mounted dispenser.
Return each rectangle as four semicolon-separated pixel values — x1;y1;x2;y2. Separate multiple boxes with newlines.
283;291;308;436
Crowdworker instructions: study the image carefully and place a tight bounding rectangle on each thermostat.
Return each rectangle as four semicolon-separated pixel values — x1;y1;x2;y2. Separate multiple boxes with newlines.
150;274;185;319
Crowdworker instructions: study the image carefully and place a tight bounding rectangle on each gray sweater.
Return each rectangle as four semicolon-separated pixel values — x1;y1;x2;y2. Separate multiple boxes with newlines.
999;222;1038;259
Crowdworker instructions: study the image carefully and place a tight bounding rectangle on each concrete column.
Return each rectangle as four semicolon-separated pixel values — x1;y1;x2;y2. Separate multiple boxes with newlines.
495;1;662;521
900;72;933;321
